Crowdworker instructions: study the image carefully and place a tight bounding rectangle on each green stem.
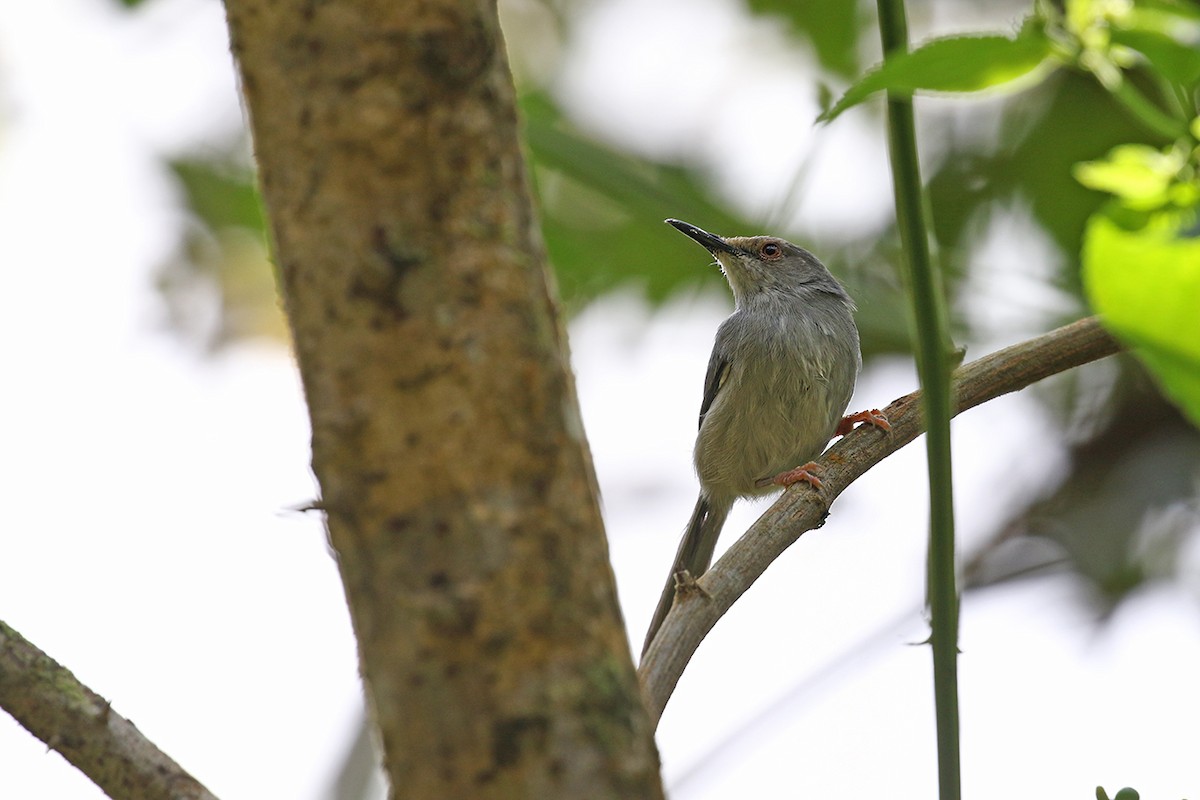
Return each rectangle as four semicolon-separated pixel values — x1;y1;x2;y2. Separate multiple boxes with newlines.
875;2;961;800
1109;77;1189;141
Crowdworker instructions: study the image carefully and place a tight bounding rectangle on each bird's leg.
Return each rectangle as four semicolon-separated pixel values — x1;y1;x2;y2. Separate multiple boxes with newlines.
835;408;890;437
764;461;824;490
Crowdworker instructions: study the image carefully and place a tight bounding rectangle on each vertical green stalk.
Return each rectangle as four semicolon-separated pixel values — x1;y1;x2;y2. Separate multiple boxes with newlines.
874;1;961;798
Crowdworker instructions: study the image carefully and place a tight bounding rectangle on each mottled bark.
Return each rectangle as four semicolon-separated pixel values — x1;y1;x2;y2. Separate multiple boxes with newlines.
222;2;663;797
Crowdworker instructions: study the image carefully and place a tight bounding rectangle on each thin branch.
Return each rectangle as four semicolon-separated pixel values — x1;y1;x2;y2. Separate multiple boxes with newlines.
0;619;218;800
638;316;1123;726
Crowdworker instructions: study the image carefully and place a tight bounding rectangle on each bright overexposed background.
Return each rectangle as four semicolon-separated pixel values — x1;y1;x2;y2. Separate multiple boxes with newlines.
2;1;1198;799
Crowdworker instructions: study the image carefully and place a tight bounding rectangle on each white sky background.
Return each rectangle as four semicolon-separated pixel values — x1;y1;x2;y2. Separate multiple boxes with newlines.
2;1;1199;799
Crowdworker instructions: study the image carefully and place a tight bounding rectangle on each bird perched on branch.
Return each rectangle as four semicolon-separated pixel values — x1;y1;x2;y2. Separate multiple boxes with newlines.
643;219;887;655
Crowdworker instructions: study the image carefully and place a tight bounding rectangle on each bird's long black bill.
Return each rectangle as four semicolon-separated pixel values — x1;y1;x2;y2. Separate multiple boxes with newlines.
666;218;738;255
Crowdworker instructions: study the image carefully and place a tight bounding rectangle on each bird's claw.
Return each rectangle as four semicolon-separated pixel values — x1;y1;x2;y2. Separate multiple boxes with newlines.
836;408;890;437
768;461;824;490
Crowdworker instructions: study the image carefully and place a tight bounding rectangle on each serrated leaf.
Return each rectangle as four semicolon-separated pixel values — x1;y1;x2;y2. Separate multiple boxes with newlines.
1084;210;1200;428
820;32;1054;122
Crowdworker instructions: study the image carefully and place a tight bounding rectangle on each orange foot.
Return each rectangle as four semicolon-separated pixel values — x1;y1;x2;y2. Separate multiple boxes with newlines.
770;461;824;490
836;408;891;437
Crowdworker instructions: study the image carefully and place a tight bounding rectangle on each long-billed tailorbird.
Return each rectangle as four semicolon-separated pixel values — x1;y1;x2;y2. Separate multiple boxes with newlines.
643;219;887;655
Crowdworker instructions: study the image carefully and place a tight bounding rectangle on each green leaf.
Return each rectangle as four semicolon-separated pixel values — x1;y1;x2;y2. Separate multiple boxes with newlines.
1112;28;1200;83
820;31;1054;122
1073;143;1185;210
1083;210;1200;428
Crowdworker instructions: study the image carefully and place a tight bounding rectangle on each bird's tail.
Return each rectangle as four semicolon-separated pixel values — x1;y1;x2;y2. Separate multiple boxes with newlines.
642;495;731;657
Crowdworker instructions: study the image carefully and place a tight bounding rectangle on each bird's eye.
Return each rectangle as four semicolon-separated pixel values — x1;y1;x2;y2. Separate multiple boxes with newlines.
760;242;782;259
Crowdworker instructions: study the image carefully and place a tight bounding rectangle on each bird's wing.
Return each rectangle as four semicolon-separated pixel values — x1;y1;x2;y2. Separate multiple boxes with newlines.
698;353;730;431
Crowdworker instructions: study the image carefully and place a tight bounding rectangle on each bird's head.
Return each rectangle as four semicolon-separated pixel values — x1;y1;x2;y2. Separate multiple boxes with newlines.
665;218;846;306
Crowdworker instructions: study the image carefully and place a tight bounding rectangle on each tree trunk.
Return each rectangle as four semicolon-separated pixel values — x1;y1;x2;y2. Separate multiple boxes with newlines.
222;2;664;797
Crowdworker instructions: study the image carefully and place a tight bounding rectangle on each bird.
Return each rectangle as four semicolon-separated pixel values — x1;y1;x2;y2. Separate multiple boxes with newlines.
642;219;887;656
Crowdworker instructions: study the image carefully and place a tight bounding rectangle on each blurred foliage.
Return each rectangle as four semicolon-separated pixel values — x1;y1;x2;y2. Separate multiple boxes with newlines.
1083;208;1200;426
968;361;1200;612
151;0;1200;613
521;91;759;306
158;156;285;349
743;0;867;78
172;158;265;233
928;73;1133;282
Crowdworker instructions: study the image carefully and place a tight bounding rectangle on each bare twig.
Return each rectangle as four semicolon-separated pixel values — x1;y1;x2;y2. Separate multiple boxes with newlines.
0;619;218;800
638;316;1123;725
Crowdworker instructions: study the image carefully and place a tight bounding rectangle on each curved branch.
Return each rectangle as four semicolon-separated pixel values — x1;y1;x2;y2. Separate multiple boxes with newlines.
0;619;218;800
638;316;1123;725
